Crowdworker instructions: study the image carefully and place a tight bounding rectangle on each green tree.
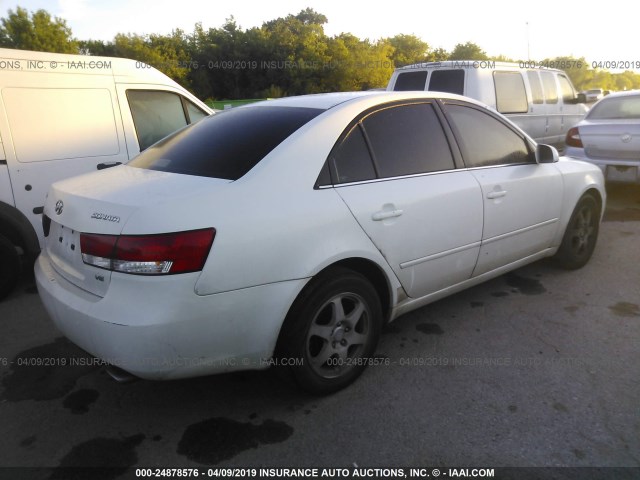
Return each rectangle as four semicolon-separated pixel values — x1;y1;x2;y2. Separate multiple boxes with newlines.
541;56;592;91
0;7;78;53
294;7;328;25
78;39;116;56
614;71;640;91
261;9;331;95
387;34;429;66
187;18;264;99
326;34;394;91
111;31;191;84
449;41;488;60
491;54;515;62
426;47;449;62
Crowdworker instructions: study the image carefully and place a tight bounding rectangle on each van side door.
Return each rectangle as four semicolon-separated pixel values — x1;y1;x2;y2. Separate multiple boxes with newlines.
539;71;563;145
0;74;129;247
522;70;547;142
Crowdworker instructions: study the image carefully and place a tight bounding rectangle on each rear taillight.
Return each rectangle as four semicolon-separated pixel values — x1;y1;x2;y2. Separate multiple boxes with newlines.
565;127;583;148
80;233;117;270
80;228;215;275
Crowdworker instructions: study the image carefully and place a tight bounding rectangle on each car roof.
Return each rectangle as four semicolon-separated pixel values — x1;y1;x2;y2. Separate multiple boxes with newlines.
600;90;640;99
243;90;489;111
393;60;565;73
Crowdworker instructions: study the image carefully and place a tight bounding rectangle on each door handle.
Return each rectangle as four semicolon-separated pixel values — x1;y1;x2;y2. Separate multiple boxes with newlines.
372;209;403;221
486;190;507;199
97;162;122;170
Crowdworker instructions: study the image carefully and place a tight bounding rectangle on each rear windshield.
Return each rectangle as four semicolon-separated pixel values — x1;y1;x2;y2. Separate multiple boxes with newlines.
587;95;640;120
129;106;323;180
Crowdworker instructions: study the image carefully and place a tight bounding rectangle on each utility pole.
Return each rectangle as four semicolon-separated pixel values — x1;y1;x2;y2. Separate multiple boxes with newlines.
526;22;530;61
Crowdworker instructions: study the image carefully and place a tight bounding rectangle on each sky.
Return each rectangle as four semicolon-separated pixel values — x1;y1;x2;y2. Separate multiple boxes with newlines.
1;0;637;72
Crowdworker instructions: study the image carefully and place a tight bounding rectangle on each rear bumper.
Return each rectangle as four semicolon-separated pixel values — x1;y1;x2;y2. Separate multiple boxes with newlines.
565;148;640;183
35;253;307;380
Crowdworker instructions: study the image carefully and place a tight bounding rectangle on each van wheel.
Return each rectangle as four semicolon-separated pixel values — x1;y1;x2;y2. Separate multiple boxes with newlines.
0;234;21;301
277;267;382;394
554;194;599;270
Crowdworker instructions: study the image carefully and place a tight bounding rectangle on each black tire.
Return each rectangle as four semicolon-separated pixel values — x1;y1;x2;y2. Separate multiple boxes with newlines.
277;267;382;394
0;234;21;301
554;194;600;270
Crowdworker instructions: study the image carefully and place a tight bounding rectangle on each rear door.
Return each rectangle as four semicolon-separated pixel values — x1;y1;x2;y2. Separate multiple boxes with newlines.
441;101;563;276
539;71;563;145
519;70;547;142
328;101;483;299
557;73;587;137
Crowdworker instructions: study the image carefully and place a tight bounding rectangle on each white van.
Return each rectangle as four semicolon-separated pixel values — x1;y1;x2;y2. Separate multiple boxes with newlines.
387;60;588;147
0;48;212;299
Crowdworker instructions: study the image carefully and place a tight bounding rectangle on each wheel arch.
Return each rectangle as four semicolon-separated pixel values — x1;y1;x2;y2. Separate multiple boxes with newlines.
274;256;395;356
326;257;393;323
273;258;391;393
583;187;604;219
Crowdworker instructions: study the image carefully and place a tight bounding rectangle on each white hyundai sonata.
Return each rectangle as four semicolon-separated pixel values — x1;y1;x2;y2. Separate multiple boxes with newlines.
35;91;605;393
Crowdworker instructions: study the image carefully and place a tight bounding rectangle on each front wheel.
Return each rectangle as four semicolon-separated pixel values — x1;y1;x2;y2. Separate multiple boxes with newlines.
277;268;382;394
554;194;600;270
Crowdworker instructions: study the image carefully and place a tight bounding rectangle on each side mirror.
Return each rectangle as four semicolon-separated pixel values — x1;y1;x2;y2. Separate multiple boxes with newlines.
566;93;586;104
536;144;559;164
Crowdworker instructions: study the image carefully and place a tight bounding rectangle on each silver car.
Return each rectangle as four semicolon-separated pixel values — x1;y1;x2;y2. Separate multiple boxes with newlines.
565;91;640;183
583;88;604;103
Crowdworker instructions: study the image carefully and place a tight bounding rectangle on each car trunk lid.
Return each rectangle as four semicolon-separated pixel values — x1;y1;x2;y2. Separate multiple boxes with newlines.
579;119;640;161
43;166;230;297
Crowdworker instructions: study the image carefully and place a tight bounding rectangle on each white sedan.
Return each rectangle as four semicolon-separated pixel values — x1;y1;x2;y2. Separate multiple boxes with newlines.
35;91;605;394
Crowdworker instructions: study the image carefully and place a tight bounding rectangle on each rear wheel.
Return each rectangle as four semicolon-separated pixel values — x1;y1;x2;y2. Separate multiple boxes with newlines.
0;234;21;301
554;194;600;269
277;268;382;394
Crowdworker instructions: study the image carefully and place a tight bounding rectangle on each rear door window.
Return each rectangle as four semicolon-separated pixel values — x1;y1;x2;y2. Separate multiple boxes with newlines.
329;125;376;184
540;72;558;104
526;71;544;104
493;71;528;113
362;103;455;178
588;95;640;119
428;70;465;95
